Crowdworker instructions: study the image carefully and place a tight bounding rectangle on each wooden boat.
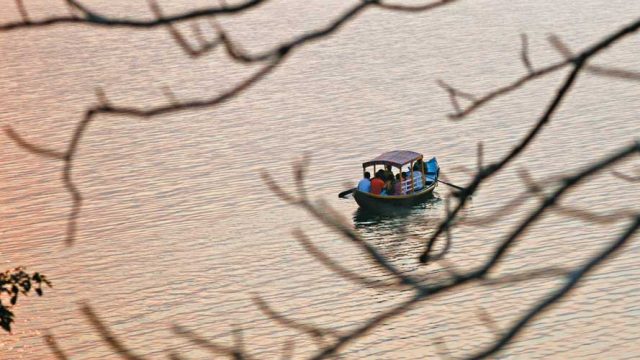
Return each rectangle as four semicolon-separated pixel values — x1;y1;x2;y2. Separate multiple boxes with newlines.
352;150;439;212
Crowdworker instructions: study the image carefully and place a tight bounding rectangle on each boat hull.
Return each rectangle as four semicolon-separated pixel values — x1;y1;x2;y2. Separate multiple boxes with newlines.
353;182;437;212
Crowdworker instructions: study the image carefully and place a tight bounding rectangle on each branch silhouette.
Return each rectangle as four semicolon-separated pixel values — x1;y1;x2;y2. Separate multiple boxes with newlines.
2;0;458;246
1;0;268;31
421;17;640;263
1;2;638;359
227;142;636;358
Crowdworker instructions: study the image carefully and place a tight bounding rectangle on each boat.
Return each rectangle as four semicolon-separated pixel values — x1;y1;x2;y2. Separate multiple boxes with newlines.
351;150;439;212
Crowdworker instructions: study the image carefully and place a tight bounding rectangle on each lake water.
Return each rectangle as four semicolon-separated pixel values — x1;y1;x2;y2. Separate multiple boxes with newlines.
1;1;639;358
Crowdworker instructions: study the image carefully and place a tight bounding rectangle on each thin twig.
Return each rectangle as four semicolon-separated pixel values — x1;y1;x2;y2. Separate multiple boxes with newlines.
476;306;500;338
611;170;640;182
15;0;30;23
549;35;640;81
148;0;223;57
520;33;534;73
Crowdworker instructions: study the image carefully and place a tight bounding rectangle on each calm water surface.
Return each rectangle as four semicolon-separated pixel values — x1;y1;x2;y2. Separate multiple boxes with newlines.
1;1;639;358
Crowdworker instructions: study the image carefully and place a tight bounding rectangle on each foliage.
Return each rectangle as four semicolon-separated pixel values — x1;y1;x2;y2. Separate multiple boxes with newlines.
0;267;51;332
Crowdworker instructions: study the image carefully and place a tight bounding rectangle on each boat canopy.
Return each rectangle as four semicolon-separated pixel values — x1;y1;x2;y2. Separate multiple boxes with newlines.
362;150;423;168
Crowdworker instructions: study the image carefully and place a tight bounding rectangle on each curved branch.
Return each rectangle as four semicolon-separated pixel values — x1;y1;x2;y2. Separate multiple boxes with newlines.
3;126;65;160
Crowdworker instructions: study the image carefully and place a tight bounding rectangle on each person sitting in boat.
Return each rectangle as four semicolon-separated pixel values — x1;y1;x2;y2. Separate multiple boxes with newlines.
385;178;395;195
357;171;371;192
411;164;424;191
401;171;412;193
370;170;386;195
383;167;395;195
383;165;394;182
394;173;404;195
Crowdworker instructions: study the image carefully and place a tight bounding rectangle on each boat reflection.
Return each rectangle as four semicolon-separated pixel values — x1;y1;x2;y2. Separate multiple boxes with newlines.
352;195;442;259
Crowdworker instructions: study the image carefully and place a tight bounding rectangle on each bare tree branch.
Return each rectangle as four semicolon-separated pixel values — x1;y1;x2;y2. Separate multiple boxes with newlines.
264;142;639;359
436;79;477;116
476;306;500;338
261;167;420;289
520;33;534;73
148;0;223;58
252;294;342;343
311;294;422;359
6;54;284;245
440;29;639;121
476;142;484;172
611;170;640;182
168;352;188;360
3;0;460;248
549;35;640;81
81;303;146;360
374;0;458;12
475;142;639;276
293;229;400;289
3;126;65;160
15;0;30;23
280;338;295;360
553;205;636;224
0;0;269;31
441;59;568;119
173;324;253;359
43;332;70;360
468;214;640;359
459;166;634;227
2;3;637;359
481;267;570;286
232;326;245;357
421;18;640;263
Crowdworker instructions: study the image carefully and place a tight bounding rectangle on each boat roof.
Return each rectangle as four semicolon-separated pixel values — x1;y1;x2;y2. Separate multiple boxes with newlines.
362;150;423;168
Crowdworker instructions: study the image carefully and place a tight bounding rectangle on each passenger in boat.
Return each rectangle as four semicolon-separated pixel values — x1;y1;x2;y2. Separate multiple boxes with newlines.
357;171;371;192
383;165;394;182
412;164;424;191
384;165;400;195
394;173;404;195
385;178;394;195
383;166;395;195
381;182;391;195
370;170;386;195
415;159;429;178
